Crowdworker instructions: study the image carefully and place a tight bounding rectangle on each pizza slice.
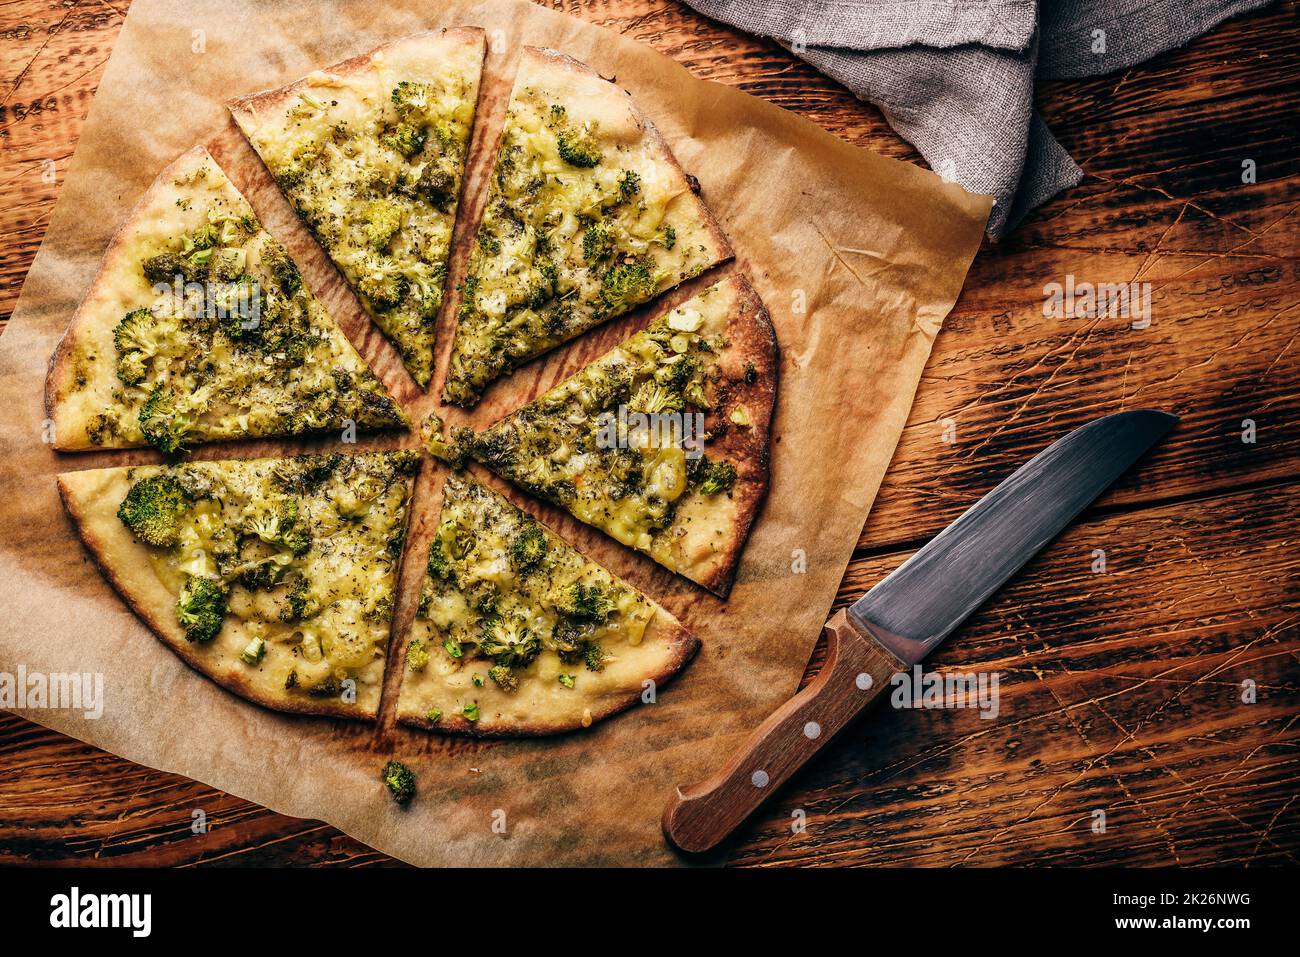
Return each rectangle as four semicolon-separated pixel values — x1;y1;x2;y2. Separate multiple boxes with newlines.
57;451;420;718
442;46;732;407
230;28;487;387
46;146;407;453
460;274;776;597
396;472;698;735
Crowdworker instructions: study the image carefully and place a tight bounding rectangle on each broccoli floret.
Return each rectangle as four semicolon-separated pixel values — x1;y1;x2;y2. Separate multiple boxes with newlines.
698;459;737;496
582;222;613;262
488;664;517;692
357;270;407;311
584;641;607;672
556;129;601;168
382;122;427;158
558;673;576;689
258;240;301;296
382;760;416;805
427;539;451;580
390;81;431;114
552;582;615;623
478;617;541;668
237;557;287;591
112;308;162;385
359;200;403;251
176;575;227;643
137;385;194;456
248;499;311;556
141;252;188;284
187;224;220;251
653;225;677;250
443;637;463;659
416;163;456;210
420;413;471;468
117;474;189;547
280;575;317;623
425;706;442;723
629;381;683;415
510;522;547;573
618;169;640;200
600;261;656;313
462;703;480;722
406;638;430;672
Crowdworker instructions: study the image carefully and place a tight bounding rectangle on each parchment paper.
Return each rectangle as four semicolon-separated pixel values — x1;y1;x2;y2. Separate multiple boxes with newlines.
0;0;989;866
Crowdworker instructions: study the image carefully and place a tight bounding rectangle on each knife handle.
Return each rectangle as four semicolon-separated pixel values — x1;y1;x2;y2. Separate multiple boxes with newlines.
662;608;905;854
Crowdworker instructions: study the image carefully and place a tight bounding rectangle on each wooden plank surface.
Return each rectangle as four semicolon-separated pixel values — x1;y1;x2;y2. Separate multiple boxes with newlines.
1;0;1297;867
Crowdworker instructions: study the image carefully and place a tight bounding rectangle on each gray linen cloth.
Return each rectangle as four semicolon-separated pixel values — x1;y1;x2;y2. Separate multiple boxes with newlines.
684;0;1274;237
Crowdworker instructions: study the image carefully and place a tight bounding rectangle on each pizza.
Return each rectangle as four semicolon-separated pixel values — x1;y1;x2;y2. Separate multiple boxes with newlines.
462;274;776;596
48;33;784;745
46;146;407;453
230;28;486;388
441;46;732;407
57;451;420;718
395;472;697;735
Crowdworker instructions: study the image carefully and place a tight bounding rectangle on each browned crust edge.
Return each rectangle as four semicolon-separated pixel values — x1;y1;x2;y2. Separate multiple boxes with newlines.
693;271;779;598
227;27;487;120
54;468;425;722
397;614;700;737
45;146;213;451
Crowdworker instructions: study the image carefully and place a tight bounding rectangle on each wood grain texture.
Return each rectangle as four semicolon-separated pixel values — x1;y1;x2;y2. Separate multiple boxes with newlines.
1;0;1297;867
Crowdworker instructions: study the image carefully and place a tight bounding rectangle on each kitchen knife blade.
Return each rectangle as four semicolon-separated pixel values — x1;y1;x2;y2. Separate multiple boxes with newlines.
850;409;1179;665
663;409;1177;854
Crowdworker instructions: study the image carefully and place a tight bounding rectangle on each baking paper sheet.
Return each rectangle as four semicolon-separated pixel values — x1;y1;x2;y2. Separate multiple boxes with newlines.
0;0;989;866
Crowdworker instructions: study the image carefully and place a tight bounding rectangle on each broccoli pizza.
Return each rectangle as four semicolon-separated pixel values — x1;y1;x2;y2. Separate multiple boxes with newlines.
442;46;731;406
396;472;697;735
460;274;776;596
230;28;486;387
46;146;407;453
57;452;420;718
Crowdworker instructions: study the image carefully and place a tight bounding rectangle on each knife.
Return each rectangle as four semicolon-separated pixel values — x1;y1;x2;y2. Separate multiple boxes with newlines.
662;409;1178;854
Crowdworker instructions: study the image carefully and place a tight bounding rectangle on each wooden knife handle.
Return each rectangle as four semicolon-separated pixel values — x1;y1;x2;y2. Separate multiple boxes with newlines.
662;608;905;854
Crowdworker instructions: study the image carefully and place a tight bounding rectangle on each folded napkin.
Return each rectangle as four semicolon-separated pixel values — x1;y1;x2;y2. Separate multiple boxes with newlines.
685;0;1274;237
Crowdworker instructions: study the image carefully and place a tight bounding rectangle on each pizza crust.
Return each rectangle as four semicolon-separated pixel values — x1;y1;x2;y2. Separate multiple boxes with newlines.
394;473;700;736
520;45;732;267
46;146;209;450
677;272;778;596
229;27;488;388
228;27;486;123
397;610;699;737
56;461;416;719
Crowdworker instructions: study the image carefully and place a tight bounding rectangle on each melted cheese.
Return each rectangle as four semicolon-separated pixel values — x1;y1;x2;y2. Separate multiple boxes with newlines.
470;280;741;583
443;49;724;406
57;148;406;451
233;34;484;386
123;452;418;704
398;474;658;726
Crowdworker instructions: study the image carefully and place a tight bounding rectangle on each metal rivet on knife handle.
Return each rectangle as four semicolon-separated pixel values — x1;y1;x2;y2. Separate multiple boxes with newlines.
662;410;1178;855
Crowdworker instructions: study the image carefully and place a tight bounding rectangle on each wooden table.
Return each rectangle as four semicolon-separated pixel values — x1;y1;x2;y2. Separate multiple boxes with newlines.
2;0;1296;868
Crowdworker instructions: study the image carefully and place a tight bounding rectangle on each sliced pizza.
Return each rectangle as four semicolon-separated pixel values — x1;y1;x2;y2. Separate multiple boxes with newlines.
463;274;776;597
230;28;487;387
46;146;407;453
57;451;420;718
442;45;732;407
396;472;697;735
